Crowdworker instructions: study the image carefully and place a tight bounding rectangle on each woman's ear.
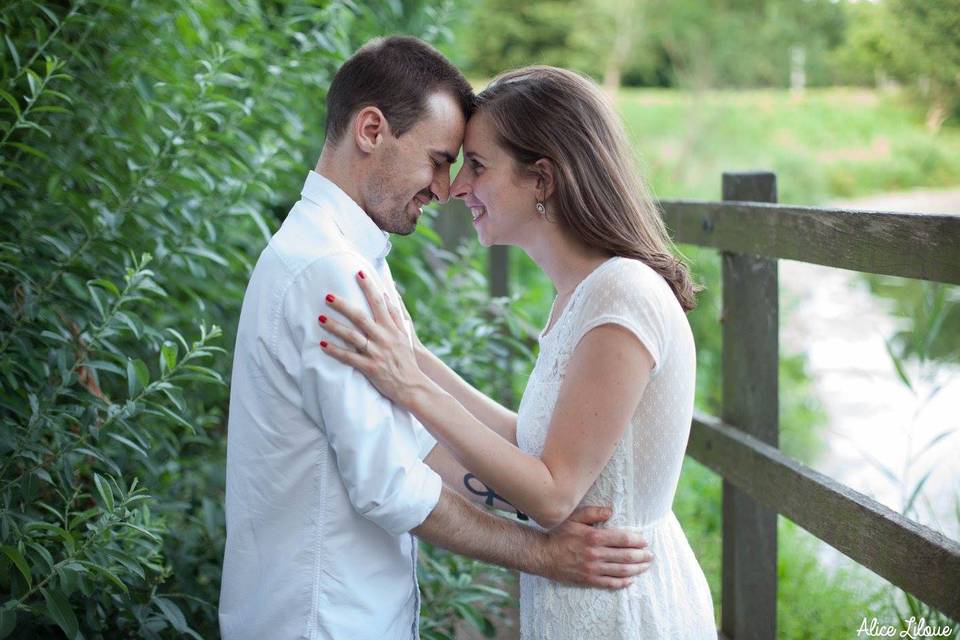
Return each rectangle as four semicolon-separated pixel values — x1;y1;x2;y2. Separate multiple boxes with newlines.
533;158;556;201
353;106;389;154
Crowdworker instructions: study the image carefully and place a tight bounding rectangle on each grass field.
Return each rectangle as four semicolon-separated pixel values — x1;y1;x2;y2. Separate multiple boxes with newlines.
615;87;960;204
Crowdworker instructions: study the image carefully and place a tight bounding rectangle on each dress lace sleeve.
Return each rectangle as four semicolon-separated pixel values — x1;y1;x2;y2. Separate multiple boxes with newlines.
567;258;673;378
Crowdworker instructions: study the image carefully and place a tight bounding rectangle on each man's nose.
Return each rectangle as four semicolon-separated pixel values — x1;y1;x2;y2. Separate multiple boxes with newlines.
432;171;451;205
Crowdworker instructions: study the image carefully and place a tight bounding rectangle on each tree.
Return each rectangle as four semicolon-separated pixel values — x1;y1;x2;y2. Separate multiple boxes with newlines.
891;0;960;130
0;1;511;637
838;0;960;130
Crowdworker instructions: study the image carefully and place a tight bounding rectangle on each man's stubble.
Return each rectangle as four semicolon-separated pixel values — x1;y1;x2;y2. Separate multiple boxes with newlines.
365;145;419;236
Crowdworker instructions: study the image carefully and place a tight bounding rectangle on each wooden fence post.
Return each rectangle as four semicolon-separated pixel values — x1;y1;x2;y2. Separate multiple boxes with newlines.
721;172;779;640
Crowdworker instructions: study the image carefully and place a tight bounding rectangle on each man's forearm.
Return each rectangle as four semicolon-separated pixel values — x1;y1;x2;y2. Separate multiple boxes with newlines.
416;346;518;444
413;486;654;590
412;485;543;574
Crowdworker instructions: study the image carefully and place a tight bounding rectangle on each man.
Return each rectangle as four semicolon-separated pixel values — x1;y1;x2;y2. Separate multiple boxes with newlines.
219;36;653;640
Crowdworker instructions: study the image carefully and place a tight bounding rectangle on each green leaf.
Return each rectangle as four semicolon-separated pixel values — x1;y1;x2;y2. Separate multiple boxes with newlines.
115;311;141;339
44;89;73;104
3;35;19;70
126;358;149;397
903;468;934;515
31;105;70;115
165;328;190;352
106;432;148;458
36;4;60;26
160;386;186;412
883;338;912;392
0;546;31;588
451;601;488;633
25;69;41;98
103;549;145;580
116;521;161;543
89;278;120;297
0;175;25;189
0;88;21;118
155;597;188;632
40;234;72;257
149;403;195;434
182;245;229;266
93;473;114;511
7;141;50;161
78;561;128;593
18;119;51;137
0;603;16;640
84;359;124;375
160;340;178;374
41;587;78;640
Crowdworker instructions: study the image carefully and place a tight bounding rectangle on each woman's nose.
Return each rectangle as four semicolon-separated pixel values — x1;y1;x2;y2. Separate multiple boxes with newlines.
450;165;471;200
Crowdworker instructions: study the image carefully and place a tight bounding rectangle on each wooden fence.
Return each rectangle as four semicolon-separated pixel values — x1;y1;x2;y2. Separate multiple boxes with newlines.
457;171;960;639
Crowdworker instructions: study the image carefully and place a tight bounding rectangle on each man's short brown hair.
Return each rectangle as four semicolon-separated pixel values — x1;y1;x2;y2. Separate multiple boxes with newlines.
324;36;475;144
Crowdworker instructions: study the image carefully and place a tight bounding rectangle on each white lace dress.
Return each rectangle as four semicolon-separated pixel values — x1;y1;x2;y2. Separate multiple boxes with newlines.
516;257;716;640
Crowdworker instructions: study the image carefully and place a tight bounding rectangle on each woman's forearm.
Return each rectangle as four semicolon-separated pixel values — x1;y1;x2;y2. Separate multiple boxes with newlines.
408;378;572;528
423;444;531;522
415;345;518;445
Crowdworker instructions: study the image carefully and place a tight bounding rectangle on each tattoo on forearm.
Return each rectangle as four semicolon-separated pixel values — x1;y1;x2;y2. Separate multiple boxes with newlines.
463;473;528;521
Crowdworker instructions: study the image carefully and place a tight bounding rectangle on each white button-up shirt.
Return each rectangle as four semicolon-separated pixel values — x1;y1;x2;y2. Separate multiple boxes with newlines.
219;171;441;640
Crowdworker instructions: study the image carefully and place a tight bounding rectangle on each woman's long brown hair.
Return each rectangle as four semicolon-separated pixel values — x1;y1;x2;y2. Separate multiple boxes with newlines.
476;66;700;312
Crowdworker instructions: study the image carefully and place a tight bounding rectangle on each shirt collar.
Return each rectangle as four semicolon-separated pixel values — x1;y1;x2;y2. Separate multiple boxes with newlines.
300;170;392;262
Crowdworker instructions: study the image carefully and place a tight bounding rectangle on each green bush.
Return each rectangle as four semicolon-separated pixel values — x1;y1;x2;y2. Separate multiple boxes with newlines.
0;1;508;638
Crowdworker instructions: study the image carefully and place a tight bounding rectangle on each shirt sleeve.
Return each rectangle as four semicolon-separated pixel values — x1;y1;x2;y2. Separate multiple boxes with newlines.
568;259;672;377
284;252;442;537
411;416;438;460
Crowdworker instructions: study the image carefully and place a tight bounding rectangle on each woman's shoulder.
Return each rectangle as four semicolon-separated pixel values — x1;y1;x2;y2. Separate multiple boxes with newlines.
585;257;674;306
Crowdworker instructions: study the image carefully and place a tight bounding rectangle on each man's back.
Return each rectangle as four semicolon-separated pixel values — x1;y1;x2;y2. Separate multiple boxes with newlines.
219;173;441;640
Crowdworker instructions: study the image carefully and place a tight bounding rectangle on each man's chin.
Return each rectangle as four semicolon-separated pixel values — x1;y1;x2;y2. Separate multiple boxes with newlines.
383;213;418;236
396;202;422;235
395;221;418;236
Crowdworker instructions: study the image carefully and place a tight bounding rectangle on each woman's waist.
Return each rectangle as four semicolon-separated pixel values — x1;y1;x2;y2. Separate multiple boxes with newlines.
592;509;677;533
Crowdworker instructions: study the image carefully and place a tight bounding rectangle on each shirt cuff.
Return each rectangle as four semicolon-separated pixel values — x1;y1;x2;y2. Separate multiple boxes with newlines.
364;461;442;537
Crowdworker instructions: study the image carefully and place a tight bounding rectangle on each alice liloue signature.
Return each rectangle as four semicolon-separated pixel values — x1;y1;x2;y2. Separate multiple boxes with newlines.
858;617;955;638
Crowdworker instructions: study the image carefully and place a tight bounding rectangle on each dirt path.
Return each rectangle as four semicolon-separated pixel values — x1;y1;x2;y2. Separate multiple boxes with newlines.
826;186;960;214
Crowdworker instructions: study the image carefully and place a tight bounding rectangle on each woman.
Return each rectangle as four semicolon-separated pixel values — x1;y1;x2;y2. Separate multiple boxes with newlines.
318;66;716;639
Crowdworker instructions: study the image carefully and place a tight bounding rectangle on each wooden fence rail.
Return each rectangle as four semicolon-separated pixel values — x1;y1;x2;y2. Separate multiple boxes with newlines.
658;172;960;637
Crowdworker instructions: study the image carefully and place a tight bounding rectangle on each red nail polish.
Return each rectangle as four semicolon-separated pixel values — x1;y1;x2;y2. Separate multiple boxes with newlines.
358;270;366;280
318;315;327;324
325;294;335;303
320;340;328;348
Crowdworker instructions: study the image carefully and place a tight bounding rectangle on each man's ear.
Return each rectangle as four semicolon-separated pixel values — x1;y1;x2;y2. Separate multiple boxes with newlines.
533;158;556;202
353;106;390;155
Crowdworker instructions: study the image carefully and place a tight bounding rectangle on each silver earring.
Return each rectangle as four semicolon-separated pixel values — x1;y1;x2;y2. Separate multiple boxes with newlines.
536;202;546;215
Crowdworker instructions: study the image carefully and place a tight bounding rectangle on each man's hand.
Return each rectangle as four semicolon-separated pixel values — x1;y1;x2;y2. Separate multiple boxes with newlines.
537;506;653;589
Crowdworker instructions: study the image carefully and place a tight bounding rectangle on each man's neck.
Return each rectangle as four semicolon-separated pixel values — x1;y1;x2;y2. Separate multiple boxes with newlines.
315;151;368;214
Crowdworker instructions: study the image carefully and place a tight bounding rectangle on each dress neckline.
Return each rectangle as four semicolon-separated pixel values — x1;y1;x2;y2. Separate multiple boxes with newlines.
539;256;622;342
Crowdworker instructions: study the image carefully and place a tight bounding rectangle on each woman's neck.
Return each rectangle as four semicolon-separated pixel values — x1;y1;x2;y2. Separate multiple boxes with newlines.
521;224;611;298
